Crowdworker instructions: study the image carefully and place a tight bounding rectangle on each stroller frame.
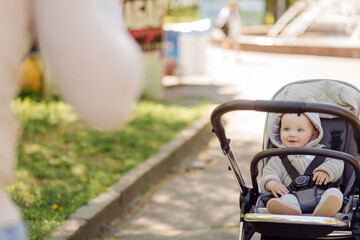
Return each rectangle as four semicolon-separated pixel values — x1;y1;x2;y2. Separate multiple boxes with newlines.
211;98;360;240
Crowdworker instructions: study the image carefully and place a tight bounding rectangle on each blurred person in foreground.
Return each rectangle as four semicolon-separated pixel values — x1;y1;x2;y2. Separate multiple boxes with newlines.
0;0;142;239
215;0;241;59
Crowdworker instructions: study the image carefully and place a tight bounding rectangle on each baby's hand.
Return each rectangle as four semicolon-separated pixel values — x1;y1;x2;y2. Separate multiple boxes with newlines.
313;170;330;185
266;180;289;198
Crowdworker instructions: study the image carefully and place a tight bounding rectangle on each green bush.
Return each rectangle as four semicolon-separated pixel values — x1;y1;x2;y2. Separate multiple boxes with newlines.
10;98;210;240
165;1;201;23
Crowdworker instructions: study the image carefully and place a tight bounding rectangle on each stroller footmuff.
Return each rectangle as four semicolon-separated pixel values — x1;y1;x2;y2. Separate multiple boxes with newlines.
210;80;360;240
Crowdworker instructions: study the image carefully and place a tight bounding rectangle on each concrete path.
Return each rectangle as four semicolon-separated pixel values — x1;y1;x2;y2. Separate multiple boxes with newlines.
94;45;360;240
95;113;258;240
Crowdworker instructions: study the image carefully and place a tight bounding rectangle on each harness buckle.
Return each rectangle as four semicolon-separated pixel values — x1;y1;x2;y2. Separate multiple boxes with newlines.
294;175;311;188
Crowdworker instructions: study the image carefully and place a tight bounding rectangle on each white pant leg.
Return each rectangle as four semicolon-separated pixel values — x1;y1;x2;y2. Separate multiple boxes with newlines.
0;0;33;227
35;0;142;129
280;193;301;210
319;188;343;204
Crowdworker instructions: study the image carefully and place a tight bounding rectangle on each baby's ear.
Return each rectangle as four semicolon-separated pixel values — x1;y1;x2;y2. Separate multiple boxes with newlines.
312;130;319;140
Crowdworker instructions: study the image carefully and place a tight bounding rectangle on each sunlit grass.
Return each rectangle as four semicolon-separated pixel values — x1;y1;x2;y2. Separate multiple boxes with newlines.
10;98;210;240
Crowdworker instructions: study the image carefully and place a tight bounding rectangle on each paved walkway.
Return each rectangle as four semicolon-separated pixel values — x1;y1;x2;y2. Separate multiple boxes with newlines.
95;110;256;240
94;45;360;240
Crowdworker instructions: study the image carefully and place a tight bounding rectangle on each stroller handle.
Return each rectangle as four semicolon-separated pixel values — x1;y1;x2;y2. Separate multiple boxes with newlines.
211;100;360;153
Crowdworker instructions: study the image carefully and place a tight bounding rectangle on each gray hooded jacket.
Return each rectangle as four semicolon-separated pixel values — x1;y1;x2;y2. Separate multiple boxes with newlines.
260;112;344;195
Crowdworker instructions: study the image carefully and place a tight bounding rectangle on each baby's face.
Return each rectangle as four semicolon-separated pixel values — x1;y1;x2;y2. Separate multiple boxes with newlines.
280;114;317;147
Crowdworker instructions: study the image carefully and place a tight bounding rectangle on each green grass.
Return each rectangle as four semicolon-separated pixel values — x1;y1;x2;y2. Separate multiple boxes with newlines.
164;4;201;23
9;98;210;240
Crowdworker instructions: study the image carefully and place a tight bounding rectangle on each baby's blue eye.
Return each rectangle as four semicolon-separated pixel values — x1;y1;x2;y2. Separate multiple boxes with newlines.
298;129;304;132
283;128;289;131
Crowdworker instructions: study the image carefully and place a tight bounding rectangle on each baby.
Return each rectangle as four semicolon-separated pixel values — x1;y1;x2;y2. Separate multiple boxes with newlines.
260;113;344;216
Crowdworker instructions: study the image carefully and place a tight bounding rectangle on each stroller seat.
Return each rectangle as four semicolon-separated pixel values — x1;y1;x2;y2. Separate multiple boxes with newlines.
245;97;358;239
210;80;360;240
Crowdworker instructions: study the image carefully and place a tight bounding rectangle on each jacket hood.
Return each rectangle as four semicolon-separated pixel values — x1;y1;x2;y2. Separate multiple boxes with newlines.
269;112;323;148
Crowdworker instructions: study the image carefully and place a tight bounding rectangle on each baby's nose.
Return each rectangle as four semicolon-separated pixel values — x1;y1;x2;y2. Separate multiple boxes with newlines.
289;130;296;136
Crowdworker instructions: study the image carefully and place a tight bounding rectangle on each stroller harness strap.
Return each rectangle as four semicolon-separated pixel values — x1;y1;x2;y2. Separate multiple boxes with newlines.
280;155;326;191
281;155;328;212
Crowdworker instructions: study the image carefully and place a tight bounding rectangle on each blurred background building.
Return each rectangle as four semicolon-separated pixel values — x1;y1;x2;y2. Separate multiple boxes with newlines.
19;0;360;101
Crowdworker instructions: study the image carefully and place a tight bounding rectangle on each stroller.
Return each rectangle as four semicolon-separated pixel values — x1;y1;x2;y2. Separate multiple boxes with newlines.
210;79;360;240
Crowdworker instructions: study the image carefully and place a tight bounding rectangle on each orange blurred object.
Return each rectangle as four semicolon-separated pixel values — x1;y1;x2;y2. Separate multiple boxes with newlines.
20;56;42;92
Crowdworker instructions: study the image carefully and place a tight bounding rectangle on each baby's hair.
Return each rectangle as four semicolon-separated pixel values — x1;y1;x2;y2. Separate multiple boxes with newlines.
282;113;309;121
